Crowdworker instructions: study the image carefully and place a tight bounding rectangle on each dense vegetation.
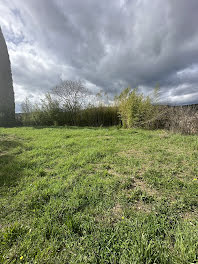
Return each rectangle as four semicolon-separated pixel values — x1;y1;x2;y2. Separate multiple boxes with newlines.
20;81;158;128
19;81;198;135
0;127;197;263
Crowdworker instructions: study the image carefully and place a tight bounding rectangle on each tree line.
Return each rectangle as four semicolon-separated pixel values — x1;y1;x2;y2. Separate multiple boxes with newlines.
21;80;198;134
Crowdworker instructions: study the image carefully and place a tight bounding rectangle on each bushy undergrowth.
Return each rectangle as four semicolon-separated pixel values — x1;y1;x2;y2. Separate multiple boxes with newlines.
20;86;157;128
165;106;198;134
20;82;198;134
21;93;119;127
145;105;198;135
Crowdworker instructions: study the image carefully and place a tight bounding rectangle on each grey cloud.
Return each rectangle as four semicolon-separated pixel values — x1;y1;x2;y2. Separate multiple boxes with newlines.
1;0;198;110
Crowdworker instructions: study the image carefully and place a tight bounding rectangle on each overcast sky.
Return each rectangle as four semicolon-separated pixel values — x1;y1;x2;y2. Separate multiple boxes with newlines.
1;0;198;111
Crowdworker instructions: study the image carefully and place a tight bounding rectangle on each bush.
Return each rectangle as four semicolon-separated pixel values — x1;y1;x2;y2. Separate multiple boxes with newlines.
117;87;156;128
21;95;119;127
77;105;119;127
21;94;63;126
143;105;198;135
21;82;198;135
165;106;198;135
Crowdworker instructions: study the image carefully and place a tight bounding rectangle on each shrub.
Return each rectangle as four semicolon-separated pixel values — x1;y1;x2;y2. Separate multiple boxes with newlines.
77;105;119;127
21;94;63;126
165;106;198;134
21;82;198;134
144;105;198;135
117;87;156;128
21;95;119;127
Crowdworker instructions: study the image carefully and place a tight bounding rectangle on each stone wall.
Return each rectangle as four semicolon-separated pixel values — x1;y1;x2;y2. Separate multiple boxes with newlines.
0;27;15;127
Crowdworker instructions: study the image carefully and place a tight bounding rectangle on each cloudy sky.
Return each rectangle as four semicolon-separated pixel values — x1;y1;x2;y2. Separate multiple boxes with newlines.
1;0;198;111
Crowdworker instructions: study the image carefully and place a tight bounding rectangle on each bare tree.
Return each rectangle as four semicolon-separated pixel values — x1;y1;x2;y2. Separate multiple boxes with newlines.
52;80;88;125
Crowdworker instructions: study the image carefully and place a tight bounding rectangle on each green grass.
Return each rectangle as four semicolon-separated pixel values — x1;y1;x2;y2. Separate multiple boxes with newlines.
0;126;198;264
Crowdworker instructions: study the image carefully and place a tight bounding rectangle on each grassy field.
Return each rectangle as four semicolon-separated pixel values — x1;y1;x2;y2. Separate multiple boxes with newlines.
0;127;198;264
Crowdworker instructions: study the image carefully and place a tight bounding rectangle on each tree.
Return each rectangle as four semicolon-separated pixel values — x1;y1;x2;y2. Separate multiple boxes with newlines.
52;80;88;125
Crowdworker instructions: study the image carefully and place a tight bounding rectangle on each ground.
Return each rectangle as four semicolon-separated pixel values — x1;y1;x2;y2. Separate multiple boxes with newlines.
0;126;198;264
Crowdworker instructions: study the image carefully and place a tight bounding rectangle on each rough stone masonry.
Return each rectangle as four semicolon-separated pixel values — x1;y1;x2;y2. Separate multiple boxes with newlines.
0;26;15;126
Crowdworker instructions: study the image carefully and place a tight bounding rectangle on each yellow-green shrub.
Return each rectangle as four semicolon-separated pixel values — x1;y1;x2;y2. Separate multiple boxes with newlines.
117;87;155;128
